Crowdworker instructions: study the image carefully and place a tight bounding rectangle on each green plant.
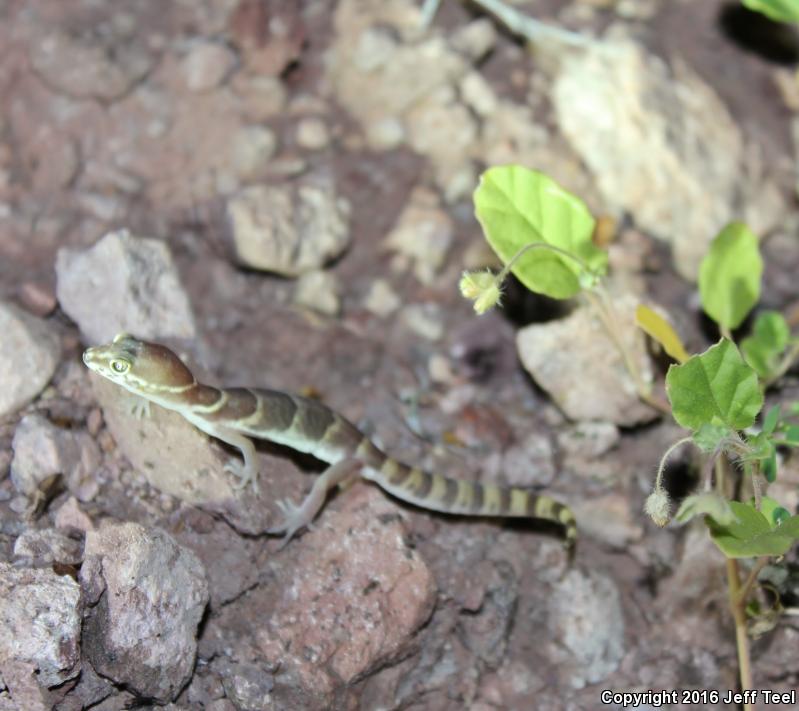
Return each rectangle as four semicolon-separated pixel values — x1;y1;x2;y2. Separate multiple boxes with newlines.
461;164;799;707
741;0;799;23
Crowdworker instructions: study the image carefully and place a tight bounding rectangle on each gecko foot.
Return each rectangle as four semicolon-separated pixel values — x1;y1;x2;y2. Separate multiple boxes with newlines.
128;397;151;420
267;498;315;549
223;459;260;494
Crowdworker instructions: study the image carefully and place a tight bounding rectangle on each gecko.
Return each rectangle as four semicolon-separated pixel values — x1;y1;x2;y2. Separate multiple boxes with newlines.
83;333;577;550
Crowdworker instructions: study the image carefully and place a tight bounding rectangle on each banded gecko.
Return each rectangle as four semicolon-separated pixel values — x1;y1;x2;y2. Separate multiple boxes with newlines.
83;334;576;549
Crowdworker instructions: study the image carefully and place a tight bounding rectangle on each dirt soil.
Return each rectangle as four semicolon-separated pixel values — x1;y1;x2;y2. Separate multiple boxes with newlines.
1;1;799;710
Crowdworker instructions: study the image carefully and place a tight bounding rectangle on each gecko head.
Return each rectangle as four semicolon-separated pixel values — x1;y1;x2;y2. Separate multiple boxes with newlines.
82;333;196;396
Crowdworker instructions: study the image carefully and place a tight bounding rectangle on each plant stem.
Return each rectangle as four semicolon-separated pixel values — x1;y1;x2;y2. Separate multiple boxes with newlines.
737;557;768;607
584;289;671;415
726;557;754;708
717;456;754;708
764;340;799;387
468;0;595;48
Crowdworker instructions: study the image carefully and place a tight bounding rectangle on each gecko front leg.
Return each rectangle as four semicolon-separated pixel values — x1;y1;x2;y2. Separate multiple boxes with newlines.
268;459;363;548
196;424;261;493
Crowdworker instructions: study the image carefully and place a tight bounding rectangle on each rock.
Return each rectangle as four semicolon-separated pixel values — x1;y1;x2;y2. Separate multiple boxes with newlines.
232;75;288;121
571;493;644;549
293;270;341;316
552;40;785;280
10;414;101;501
296;118;331;150
88;374;276;535
459;71;498;117
29;29;153;102
400;303;444;341
0;660;50;711
405;90;478;202
516;293;657;426
0;302;60;417
501;432;556;488
54;496;95;534
450;18;497;60
80;522;209;702
548;569;625;688
256;486;436;698
181;41;238;92
55;229;197;345
16;281;57;318
363;278;401;317
366;117;405;150
384;188;452;285
557;421;620;458
171;510;260;609
219;663;275;711
230;125;278;181
13;528;83;566
0;563;82;687
227;178;352;276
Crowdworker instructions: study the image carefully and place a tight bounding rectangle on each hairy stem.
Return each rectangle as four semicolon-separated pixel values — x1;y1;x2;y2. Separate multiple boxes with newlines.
726;558;754;708
716;457;754;706
584;288;671;415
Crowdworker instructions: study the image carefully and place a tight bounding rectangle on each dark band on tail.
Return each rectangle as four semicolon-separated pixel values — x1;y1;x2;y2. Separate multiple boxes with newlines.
354;436;576;549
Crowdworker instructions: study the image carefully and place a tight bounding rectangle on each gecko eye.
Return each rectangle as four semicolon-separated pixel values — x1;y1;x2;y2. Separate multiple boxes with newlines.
110;359;130;374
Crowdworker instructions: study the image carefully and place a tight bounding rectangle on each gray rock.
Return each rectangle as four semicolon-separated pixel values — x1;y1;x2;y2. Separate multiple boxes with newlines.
80;522;209;702
293;270;341;316
10;414;100;501
220;663;275;711
0;302;60;418
384;188;452;285
227;177;351;276
29;29;153;102
230;125;277;181
0;563;82;687
55;229;196;345
548;569;625;688
557;421;620;458
552;40;785;280
502;433;556;487
13;528;83;566
571;493;644;549
363;278;401;317
296;118;331;150
516;294;657;426
181;40;238;92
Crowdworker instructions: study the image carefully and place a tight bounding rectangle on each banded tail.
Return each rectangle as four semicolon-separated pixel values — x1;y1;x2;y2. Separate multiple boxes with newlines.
355;437;577;549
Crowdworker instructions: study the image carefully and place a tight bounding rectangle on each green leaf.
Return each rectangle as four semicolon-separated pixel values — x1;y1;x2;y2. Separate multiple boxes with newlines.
746;431;773;460
666;339;763;431
763;449;778;482
675;492;738;526
692;423;734;453
742;0;799;23
709;501;799;558
783;425;799;445
741;311;790;378
698;222;762;331
473;165;608;299
761;497;792;526
763;405;781;435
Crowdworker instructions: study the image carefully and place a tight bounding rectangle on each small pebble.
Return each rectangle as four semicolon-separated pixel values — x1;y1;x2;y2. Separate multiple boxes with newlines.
296;118;330;150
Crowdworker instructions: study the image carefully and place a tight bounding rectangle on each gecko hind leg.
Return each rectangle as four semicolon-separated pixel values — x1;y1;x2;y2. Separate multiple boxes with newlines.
268;459;362;549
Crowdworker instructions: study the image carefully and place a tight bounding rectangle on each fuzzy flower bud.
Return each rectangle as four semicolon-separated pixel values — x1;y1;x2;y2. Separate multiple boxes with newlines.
644;487;671;527
459;270;503;314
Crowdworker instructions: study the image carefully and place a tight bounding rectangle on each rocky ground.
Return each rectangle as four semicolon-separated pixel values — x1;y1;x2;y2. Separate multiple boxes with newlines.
1;0;799;709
